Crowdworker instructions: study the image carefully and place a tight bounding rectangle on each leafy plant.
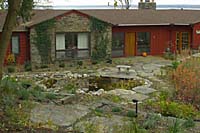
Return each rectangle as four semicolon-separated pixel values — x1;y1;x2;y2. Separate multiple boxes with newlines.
182;118;195;128
171;61;180;69
63;83;77;94
112;107;122;112
17;88;30;100
168;119;182;133
143;113;161;129
127;110;136;118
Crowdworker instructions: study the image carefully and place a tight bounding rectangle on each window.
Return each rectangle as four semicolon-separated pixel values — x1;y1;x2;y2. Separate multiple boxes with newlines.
137;32;150;54
11;36;20;54
56;32;89;59
112;32;124;57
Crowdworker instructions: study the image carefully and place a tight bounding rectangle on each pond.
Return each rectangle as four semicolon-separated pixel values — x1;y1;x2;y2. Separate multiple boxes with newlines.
88;77;145;91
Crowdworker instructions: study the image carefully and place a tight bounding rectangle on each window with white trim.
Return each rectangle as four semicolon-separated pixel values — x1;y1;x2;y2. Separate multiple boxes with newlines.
55;32;89;59
11;36;20;54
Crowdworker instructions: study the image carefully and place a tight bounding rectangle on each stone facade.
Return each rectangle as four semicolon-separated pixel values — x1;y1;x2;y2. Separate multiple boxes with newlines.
30;12;112;65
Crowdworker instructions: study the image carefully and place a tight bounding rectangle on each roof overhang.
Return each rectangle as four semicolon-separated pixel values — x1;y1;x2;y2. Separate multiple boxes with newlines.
117;23;190;26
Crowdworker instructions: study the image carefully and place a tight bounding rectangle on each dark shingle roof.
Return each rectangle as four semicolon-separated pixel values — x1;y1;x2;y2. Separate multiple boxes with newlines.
1;9;200;31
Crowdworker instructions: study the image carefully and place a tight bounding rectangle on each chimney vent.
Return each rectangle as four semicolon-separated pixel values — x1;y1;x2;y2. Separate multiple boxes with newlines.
139;0;156;10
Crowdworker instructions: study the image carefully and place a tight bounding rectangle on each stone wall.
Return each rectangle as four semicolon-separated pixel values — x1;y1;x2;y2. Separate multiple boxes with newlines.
30;12;112;65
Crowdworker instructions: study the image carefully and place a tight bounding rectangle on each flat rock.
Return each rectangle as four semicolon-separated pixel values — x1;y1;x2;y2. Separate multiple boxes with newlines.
107;89;148;101
30;104;90;127
75;115;131;133
132;86;156;94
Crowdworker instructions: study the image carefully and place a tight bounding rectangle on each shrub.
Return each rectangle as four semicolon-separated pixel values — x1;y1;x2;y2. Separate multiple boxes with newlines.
168;119;182;133
127;110;137;118
182;118;195;128
143;114;161;129
17;88;30;100
172;58;200;110
112;107;122;112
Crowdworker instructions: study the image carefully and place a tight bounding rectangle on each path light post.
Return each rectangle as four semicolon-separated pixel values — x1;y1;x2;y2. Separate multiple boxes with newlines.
132;99;138;117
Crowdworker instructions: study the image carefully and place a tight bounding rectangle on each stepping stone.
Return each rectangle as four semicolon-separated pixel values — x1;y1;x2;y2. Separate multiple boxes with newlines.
132;86;156;94
131;93;149;101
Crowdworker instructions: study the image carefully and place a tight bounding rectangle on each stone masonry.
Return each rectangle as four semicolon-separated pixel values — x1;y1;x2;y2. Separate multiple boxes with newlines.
30;12;112;65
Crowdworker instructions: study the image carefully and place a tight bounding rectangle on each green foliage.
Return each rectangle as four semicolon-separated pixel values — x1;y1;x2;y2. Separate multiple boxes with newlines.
143;114;161;129
84;122;99;133
45;93;57;100
63;83;77;94
112;107;122;112
90;17;108;32
127;110;137;118
77;60;83;66
114;119;147;133
17;88;30;100
90;17;110;62
94;108;104;116
168;119;182;133
171;61;180;69
19;0;34;22
153;92;198;119
182;118;195;128
24;61;32;71
34;19;55;64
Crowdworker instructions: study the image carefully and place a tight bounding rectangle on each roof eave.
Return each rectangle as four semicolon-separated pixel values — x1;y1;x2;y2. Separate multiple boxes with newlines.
117;23;190;26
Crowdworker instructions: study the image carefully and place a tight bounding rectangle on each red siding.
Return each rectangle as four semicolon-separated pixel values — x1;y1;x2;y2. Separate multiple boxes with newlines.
112;25;192;56
192;23;200;49
0;32;30;65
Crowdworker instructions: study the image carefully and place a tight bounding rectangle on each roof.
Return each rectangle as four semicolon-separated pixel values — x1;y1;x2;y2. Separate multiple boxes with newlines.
1;9;200;31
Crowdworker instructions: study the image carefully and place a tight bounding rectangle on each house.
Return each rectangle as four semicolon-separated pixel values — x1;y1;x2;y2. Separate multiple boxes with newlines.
1;0;200;66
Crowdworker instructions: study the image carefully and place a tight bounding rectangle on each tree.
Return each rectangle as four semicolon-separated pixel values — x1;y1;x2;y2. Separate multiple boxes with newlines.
0;0;50;79
114;0;133;9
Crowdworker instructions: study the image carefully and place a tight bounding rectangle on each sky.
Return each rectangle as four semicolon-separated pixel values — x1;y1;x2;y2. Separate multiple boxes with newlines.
48;0;200;6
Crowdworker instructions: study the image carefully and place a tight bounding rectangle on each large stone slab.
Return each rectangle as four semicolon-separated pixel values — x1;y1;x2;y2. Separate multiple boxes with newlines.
107;89;148;101
30;104;90;127
75;115;131;133
132;86;156;94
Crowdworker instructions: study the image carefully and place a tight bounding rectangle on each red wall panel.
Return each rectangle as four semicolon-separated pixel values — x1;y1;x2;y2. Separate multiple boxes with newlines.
0;32;29;65
192;23;200;49
113;25;192;55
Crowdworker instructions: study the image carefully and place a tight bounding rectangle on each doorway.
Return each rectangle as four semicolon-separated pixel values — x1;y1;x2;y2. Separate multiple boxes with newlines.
125;32;136;56
176;32;190;52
